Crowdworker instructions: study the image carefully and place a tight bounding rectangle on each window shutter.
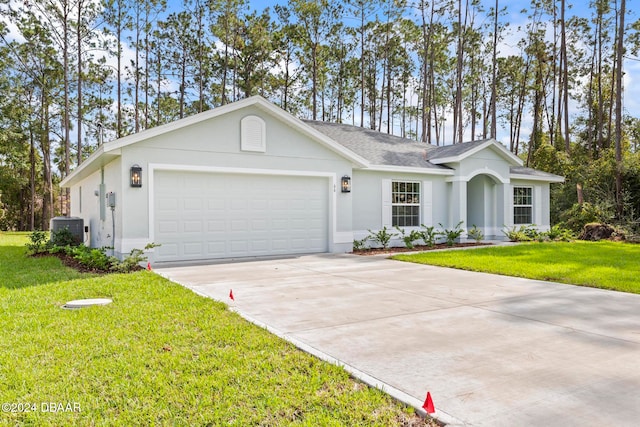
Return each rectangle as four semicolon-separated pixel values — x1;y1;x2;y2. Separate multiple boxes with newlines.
381;179;392;227
422;180;433;226
535;185;542;224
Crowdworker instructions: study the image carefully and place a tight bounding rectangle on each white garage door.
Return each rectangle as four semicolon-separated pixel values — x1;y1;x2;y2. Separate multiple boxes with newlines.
153;171;329;262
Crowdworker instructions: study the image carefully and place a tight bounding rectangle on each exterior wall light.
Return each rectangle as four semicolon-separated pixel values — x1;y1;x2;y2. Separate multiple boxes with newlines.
341;175;351;193
130;164;142;188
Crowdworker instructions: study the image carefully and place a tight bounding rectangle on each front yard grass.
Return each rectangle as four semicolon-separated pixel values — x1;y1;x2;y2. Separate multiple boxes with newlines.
392;240;640;294
0;232;431;426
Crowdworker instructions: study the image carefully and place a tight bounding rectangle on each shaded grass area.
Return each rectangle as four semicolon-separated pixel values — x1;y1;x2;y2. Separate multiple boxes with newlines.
0;233;431;426
393;241;640;294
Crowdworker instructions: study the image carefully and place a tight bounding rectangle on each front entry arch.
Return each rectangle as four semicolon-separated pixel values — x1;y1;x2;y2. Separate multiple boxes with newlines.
467;174;501;239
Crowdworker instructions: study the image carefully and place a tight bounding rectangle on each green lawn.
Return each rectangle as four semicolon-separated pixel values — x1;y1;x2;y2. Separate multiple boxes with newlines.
393;240;640;294
0;232;430;426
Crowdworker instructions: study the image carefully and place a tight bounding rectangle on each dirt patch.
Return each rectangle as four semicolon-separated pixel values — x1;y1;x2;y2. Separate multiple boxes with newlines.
354;242;490;256
578;223;619;241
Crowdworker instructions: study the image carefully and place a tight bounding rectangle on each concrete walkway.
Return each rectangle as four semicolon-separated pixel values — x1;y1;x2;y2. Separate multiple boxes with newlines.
155;254;640;426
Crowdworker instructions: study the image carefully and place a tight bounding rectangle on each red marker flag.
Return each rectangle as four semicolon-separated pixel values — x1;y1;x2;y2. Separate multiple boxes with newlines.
229;289;234;301
422;391;435;414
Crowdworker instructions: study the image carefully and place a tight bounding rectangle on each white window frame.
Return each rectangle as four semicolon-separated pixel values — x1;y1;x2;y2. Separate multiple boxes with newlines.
392;181;421;227
513;186;533;225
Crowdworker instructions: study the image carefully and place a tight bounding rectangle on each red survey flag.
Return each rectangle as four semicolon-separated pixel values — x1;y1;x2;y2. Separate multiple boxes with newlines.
422;391;435;414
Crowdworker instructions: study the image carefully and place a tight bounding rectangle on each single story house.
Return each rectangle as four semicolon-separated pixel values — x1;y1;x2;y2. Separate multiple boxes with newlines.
60;96;564;263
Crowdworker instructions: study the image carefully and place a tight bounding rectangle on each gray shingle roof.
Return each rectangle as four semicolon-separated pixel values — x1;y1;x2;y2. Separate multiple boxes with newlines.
303;120;564;182
425;139;492;161
302;120;448;169
510;166;564;180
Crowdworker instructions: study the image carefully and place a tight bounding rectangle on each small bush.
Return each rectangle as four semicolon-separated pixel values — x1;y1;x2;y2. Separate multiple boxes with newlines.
25;230;49;254
394;226;422;249
51;226;80;247
467;225;484;243
367;226;397;249
502;224;542;242
353;237;369;251
439;221;464;246
70;245;117;271
559;202;609;233
419;224;440;247
112;243;160;273
545;225;575;242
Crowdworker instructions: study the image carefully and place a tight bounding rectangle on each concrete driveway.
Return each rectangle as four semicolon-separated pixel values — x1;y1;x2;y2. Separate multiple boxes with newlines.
155;253;640;426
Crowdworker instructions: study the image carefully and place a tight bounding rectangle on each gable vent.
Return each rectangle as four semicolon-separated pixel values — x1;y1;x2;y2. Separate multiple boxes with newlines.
241;115;266;152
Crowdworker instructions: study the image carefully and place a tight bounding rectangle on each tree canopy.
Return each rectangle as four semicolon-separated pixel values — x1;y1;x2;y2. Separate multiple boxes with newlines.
0;0;639;231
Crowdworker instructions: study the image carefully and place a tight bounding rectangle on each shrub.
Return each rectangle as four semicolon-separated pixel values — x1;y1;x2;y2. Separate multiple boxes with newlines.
419;224;440;247
26;232;158;273
112;243;160;273
394;226;422;249
353;237;369;251
70;245;117;271
467;225;484;243
367;226;397;249
51;226;80;247
439;221;464;246
545;225;575;242
559;202;609;233
502;224;542;242
25;230;49;255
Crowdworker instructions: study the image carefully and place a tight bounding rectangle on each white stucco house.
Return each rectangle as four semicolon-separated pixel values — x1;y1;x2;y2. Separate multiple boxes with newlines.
60;96;563;263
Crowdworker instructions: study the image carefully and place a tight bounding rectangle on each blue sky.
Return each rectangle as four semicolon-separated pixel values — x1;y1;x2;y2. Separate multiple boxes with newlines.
190;0;640;131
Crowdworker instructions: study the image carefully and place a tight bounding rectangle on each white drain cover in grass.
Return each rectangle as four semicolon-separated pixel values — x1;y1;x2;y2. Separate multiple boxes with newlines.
63;298;113;309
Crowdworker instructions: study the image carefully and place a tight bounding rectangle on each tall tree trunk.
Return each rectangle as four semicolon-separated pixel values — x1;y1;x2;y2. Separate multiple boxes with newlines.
360;5;365;127
615;0;626;218
420;0;429;142
490;0;498;139
133;2;140;133
77;0;83;164
40;89;53;230
29;127;35;230
62;2;70;215
596;9;604;151
117;0;123;137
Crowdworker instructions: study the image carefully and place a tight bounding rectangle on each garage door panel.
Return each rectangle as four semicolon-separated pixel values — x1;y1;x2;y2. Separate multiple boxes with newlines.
207;220;225;232
231;199;248;210
154;171;329;262
251;219;268;230
157;198;178;211
230;240;249;253
157;221;178;234
183;198;202;210
271;219;288;231
231;219;248;230
251;199;268;210
183;242;203;255
251;240;268;251
271;239;288;250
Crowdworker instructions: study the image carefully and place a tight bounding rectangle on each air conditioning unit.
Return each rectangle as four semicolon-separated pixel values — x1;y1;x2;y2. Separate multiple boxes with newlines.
50;217;84;245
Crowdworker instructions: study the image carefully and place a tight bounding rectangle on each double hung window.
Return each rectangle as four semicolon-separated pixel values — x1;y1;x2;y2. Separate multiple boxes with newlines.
513;187;533;224
392;181;420;227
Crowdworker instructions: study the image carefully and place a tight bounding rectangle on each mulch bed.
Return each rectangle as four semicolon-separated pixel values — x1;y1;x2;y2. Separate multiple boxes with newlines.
32;252;143;274
353;242;490;256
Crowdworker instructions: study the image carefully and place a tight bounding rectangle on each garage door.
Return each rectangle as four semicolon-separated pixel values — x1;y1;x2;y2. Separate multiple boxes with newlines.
153;171;329;262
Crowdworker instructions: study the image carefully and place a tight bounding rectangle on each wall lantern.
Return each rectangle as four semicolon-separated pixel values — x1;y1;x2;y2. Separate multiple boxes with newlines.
130;164;142;188
341;175;351;193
